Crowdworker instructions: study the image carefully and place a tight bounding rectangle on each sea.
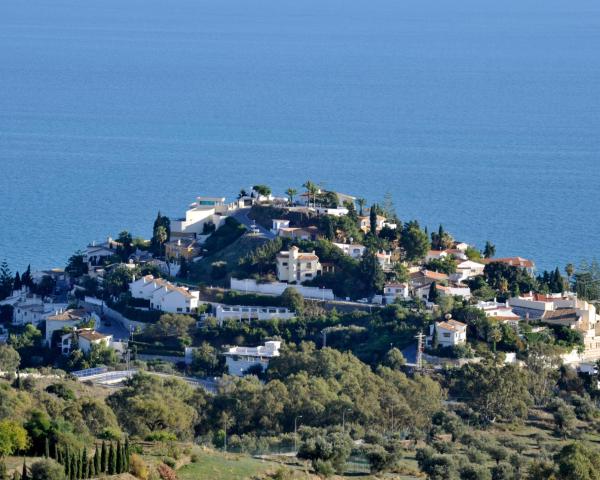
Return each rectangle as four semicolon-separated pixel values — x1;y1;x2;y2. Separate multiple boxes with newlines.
1;0;599;274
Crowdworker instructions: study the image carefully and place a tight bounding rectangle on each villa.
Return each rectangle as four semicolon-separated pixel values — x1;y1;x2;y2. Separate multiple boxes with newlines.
482;257;535;275
165;237;202;261
333;242;366;259
223;340;282;376
60;329;113;355
450;260;486;282
428;319;468;348
383;283;410;302
170;196;230;239
46;308;99;346
129;275;200;314
358;215;387;233
85;237;122;266
276;246;322;283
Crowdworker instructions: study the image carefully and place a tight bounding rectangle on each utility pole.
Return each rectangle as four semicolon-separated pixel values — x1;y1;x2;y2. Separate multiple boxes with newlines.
415;331;425;370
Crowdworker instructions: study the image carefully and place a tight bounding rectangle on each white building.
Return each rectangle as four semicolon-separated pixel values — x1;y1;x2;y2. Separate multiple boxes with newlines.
59;329;113;355
170;196;229;238
46;309;98;345
333;243;366;259
86;238;122;266
271;219;290;235
214;304;295;325
129;275;200;314
436;284;472;300
276;247;322;283
383;283;410;302
450;260;486;282
0;290;67;327
429;319;467;348
476;300;520;328
314;207;349;217
376;251;393;272
224;341;281;376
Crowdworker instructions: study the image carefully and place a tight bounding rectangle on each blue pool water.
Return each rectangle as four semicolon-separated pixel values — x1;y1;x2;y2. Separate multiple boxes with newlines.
1;0;599;273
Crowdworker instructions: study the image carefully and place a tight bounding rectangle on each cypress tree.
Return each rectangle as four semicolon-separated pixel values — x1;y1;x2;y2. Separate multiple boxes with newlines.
124;438;130;471
56;445;63;465
88;458;95;479
12;470;21;480
70;453;76;480
94;448;101;476
108;443;117;475
82;448;88;479
0;459;6;480
21;460;28;480
115;441;122;474
74;452;80;480
44;438;50;458
64;448;71;478
100;442;107;473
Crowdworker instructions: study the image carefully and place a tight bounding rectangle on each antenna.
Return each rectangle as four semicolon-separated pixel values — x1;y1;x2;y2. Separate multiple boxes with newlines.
415;331;425;370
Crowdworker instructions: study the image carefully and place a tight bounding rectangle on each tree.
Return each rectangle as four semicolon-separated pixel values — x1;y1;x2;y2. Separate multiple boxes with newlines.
108;443;116;475
369;205;378;235
565;263;575;286
280;288;304;315
285;188;298;204
0;420;29;457
381;192;397;223
554;442;600;480
384;348;405;370
303;181;318;207
400;222;430;263
298;432;352;475
252;185;271;197
552;400;576;439
13;273;22;292
357;198;367;216
30;460;65;480
116;231;134;261
65;252;88;278
151;212;171;256
0;261;13;300
100;442;107;473
21;265;32;290
93;448;100;476
0;345;20;372
428;282;439;303
483;241;496;259
487;325;502;353
359;251;385;296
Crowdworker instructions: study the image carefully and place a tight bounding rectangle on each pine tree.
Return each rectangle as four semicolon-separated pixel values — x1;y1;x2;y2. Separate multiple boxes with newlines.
44;437;50;458
0;260;13;300
100;442;107;473
21;460;28;480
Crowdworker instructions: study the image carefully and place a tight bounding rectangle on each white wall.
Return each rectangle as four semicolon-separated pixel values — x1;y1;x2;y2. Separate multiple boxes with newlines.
231;278;334;300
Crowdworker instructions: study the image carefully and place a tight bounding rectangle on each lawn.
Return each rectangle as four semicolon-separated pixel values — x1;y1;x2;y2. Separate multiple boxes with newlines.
177;451;280;480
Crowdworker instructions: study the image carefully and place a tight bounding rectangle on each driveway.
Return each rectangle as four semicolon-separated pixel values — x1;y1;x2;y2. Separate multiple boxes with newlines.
231;207;276;239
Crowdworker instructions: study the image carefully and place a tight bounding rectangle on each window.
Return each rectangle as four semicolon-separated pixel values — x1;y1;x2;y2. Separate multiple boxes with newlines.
306;262;312;269
305;273;313;278
177;308;182;312
443;333;450;338
282;262;288;266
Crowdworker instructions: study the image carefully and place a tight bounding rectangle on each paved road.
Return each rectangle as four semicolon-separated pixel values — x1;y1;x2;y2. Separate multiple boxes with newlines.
231;208;276;239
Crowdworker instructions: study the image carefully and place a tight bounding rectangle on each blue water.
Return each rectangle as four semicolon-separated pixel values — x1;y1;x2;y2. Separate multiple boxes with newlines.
1;0;599;274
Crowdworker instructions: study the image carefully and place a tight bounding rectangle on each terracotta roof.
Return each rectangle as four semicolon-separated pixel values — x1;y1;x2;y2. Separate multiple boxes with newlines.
541;308;580;323
48;309;88;322
423;270;449;280
78;330;110;341
436;319;467;332
482;257;535;268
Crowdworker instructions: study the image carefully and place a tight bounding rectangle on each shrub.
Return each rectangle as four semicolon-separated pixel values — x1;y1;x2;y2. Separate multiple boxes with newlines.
129;454;149;480
30;459;66;480
161;457;176;469
190;454;200;463
157;463;177;480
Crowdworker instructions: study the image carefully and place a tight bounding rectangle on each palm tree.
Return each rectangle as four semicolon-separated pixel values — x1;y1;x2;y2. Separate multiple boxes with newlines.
487;325;502;353
286;188;298;205
565;263;575;289
357;198;366;216
303;180;317;207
